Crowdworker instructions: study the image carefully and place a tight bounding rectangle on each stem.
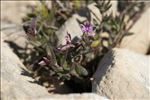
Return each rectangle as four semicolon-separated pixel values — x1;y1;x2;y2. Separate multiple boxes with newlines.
112;3;149;48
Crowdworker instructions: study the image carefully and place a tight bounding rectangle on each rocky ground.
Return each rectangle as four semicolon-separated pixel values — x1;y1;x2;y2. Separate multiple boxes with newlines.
1;1;150;100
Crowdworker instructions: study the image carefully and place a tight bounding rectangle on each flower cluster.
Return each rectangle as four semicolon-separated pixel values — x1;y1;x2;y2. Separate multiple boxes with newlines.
22;0;143;92
35;22;99;81
57;32;75;52
81;22;95;37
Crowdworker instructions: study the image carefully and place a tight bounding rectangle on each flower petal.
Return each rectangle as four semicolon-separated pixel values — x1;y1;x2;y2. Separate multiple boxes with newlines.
38;60;46;66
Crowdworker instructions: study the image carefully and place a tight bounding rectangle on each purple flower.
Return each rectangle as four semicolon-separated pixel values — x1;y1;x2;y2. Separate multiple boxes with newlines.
81;22;95;37
57;32;75;52
65;32;72;44
81;22;93;33
38;56;51;66
57;44;75;52
23;18;37;38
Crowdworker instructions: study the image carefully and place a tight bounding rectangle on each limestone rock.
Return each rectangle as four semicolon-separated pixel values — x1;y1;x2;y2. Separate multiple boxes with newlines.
1;1;39;24
1;25;29;49
74;1;118;24
56;17;83;45
92;48;150;99
87;3;102;24
1;41;50;100
106;1;118;16
1;1;37;49
120;8;150;54
34;93;108;100
57;1;119;45
1;41;107;100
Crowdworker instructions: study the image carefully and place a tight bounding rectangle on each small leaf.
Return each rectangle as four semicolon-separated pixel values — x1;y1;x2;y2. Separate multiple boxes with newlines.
75;65;88;76
73;0;81;10
46;45;52;56
70;68;79;77
124;32;134;36
63;61;70;71
63;74;71;80
58;67;64;72
104;4;112;12
46;45;57;65
91;40;100;48
41;3;49;18
30;40;41;47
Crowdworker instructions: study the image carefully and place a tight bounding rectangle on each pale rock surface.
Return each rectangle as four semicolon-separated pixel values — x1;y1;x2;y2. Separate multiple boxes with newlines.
1;1;38;48
92;48;150;99
74;1;118;24
33;93;108;100
56;1;119;45
87;3;102;25
56;17;83;45
1;1;40;24
1;40;51;100
1;25;29;49
120;8;150;54
1;36;107;100
106;1;118;16
2;1;150;100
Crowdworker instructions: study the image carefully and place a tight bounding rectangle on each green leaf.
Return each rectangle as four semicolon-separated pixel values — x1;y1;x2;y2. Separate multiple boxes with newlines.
63;74;71;80
70;68;79;77
46;45;52;57
124;32;134;36
73;0;81;10
30;40;41;47
63;61;70;71
91;40;100;48
57;67;64;72
41;3;49;19
75;65;88;76
46;45;57;65
104;3;112;12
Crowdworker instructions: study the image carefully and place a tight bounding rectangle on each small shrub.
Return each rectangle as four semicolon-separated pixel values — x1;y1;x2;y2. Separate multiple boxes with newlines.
22;0;145;92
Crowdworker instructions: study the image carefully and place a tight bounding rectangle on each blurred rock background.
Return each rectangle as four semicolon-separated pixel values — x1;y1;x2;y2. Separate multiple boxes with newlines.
1;1;150;100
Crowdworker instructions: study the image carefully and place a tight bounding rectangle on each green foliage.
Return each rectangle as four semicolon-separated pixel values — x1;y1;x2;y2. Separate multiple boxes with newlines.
22;0;145;92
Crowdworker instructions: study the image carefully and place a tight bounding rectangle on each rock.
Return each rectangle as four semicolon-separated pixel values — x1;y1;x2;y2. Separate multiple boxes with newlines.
1;40;107;99
56;1;119;45
34;93;108;100
1;1;37;50
1;1;39;24
1;24;29;49
1;25;33;64
120;8;150;54
1;1;41;52
56;17;83;45
73;14;87;22
88;1;118;18
74;0;118;22
1;40;50;100
106;1;118;16
92;48;150;99
87;3;102;24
